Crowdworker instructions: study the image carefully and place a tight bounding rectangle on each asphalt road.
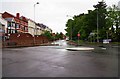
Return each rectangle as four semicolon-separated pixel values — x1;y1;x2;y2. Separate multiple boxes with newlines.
2;40;119;77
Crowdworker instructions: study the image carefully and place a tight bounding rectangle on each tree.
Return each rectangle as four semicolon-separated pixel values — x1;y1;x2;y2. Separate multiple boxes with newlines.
65;1;120;42
65;19;74;40
65;11;99;41
59;32;64;39
42;31;53;40
93;0;107;41
107;5;120;41
54;32;64;40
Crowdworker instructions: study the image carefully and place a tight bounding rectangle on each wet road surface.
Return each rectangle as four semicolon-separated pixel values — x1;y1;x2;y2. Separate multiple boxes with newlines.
2;40;119;77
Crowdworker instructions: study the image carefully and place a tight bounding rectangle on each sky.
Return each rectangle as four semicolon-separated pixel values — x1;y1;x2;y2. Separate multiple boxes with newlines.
118;1;120;8
0;0;119;34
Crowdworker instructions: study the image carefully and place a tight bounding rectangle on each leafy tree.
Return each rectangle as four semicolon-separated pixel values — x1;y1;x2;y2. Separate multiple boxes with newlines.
55;32;64;40
65;19;74;40
107;5;120;41
93;0;107;41
59;32;64;39
65;12;98;41
65;0;120;42
42;31;53;40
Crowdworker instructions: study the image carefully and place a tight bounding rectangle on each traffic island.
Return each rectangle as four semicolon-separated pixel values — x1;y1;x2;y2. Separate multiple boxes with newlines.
66;47;94;51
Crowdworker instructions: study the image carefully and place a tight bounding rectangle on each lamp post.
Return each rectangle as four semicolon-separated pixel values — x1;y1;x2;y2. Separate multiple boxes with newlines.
106;31;108;40
34;2;39;22
33;2;39;45
97;7;99;43
94;3;99;43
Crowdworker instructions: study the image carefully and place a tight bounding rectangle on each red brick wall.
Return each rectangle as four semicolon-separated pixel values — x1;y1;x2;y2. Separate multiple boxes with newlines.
4;33;49;47
34;35;49;45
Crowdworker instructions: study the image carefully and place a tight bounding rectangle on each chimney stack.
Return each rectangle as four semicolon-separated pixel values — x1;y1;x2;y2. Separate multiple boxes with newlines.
16;13;20;19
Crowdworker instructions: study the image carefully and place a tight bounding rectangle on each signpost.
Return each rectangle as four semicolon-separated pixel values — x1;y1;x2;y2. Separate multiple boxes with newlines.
77;33;80;45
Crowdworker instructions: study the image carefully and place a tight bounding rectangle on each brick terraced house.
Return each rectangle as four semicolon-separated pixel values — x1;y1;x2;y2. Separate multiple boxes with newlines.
2;12;52;36
2;12;28;34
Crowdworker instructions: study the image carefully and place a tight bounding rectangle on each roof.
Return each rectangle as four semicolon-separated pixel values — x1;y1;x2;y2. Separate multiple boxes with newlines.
28;19;35;23
2;12;15;18
21;16;28;22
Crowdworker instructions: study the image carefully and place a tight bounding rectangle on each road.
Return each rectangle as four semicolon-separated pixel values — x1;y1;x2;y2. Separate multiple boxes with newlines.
2;40;119;77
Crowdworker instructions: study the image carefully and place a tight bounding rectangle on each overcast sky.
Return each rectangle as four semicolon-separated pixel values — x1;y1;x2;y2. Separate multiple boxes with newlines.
0;0;119;34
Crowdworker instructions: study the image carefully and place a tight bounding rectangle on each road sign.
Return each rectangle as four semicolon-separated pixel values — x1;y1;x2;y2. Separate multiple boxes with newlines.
77;33;80;37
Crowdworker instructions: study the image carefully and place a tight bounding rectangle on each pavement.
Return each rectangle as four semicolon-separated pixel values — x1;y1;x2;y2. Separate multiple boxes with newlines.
2;40;119;77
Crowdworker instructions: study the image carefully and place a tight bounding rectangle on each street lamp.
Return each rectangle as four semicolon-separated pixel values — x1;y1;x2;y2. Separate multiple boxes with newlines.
94;3;99;43
33;2;39;45
97;9;99;42
34;2;39;22
106;31;108;40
